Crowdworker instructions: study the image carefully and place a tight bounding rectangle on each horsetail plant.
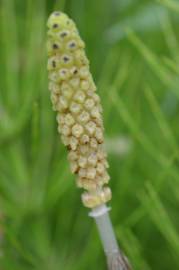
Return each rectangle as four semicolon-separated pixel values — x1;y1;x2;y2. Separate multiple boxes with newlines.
47;11;132;270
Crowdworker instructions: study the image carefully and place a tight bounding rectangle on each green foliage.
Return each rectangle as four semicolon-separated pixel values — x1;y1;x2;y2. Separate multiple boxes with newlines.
0;0;179;269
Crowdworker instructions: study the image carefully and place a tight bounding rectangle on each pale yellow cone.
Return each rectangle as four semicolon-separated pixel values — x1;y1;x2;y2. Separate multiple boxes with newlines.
47;11;111;208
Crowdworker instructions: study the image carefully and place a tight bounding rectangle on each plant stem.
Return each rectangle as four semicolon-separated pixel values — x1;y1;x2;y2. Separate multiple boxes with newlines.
89;204;132;270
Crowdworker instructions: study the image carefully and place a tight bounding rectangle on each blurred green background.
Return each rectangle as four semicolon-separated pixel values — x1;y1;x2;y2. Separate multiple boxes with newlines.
0;0;179;269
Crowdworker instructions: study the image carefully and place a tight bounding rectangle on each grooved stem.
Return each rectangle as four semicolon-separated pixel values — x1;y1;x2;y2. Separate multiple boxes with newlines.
90;204;132;270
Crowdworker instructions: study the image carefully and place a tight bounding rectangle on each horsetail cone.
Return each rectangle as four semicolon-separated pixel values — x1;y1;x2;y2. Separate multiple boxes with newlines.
47;11;112;208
